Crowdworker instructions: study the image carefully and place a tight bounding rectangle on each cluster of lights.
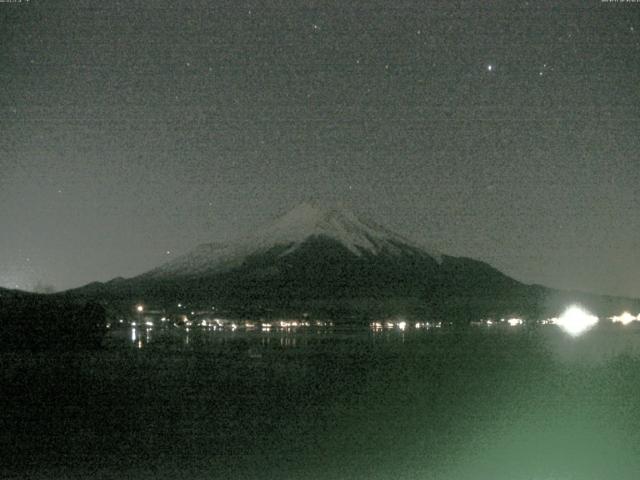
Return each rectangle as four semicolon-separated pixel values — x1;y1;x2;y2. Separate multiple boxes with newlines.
472;318;524;327
548;306;599;337
610;312;639;326
127;302;633;340
370;320;441;331
507;318;523;327
278;320;308;328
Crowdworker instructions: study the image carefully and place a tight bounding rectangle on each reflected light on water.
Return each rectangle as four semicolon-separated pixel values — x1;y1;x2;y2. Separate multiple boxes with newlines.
554;306;599;337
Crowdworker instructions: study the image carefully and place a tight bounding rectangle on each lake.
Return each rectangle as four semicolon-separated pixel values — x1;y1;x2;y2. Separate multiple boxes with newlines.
3;322;640;479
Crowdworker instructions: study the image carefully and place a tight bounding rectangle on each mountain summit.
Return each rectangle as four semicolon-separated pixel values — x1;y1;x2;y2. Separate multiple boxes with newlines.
143;201;441;279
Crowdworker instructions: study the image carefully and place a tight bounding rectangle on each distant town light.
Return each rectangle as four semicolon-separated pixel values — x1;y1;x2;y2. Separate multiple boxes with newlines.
611;312;636;326
397;321;407;331
507;318;523;327
136;305;144;313
555;306;599;337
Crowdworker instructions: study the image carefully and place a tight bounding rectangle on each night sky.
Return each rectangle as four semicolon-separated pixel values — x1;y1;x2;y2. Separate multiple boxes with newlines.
1;1;639;297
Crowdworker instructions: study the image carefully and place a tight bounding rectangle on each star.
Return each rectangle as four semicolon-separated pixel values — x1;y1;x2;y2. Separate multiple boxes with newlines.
312;24;320;31
487;64;494;72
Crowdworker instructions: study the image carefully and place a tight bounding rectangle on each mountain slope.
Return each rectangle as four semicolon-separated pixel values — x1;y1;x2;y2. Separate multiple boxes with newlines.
64;202;640;321
142;201;441;279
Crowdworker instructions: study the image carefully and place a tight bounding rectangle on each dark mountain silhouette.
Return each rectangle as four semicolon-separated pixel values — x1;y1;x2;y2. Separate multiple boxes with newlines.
62;202;640;321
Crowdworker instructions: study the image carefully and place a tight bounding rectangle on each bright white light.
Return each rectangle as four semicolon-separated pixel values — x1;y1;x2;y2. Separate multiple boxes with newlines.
507;318;523;327
555;306;599;337
136;305;144;313
397;321;407;331
145;321;154;327
611;312;636;326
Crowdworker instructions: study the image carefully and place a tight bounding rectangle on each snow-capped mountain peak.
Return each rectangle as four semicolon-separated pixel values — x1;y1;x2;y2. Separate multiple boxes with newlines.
257;201;437;257
142;202;441;278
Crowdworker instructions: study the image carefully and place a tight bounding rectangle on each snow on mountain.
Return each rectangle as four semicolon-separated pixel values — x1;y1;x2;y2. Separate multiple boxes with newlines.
142;202;441;278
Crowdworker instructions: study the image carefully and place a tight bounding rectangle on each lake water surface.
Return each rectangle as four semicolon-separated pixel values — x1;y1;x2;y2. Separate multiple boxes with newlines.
3;323;640;479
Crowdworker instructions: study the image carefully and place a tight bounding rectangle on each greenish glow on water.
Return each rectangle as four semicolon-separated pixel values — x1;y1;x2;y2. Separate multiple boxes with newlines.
3;325;640;479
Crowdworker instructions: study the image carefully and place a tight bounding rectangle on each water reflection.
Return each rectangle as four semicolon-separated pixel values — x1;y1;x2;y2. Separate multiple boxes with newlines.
118;319;430;351
114;313;640;364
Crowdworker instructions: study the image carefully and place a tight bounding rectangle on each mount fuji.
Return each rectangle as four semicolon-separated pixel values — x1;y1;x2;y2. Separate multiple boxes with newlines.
65;202;639;321
143;201;443;279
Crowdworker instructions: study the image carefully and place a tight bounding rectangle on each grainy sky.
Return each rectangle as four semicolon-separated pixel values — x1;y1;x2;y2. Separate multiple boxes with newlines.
1;0;639;297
